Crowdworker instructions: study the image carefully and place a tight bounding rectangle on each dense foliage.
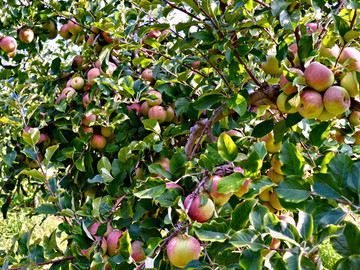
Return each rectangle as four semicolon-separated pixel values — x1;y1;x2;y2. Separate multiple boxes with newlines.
1;0;360;269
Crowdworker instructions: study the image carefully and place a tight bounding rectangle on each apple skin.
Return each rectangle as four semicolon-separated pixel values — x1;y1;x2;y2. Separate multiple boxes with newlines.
67;19;83;35
131;240;146;262
323;86;350;115
259;188;271;202
59;24;72;39
82;113;97;126
209;175;233;206
192;61;201;68
167;234;201;268
224;129;242;137
340;72;359;98
81;238;108;260
7;49;17;58
155;157;170;171
0;36;17;53
87;68;101;85
127;103;141;114
101;127;114;138
267;168;284;184
262;132;282;153
269;191;283;210
316;108;336;121
319;43;340;58
141;69;155;83
71;76;85;90
146;90;162;106
82;94;91;108
165;106;175;122
19;28;34;43
148;106;167;123
43;21;58;39
184;194;215;223
234;179;251;198
262;54;282;76
148;30;162;38
166;182;184;194
304;62;334;92
277;92;297;114
354;131;360;145
271;154;283;175
38;134;51;148
89;222;113;239
339;47;360;71
305;22;322;34
106;230;123;256
297;90;324;119
80;125;94;136
280;68;303;95
73;56;85;70
91;135;106;149
56;87;76;105
349;111;360;126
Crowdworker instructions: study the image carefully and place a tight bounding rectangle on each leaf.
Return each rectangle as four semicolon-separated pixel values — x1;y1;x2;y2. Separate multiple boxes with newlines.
230;229;265;251
313;206;346;230
134;178;166;199
279;140;305;176
239;249;263;270
335;255;360;270
309;121;331;147
3;151;17;166
217;133;238;162
118;230;132;260
251;120;274;138
230;199;257;230
250;204;269;232
20;169;46;182
193;94;222;110
276;176;310;203
18;226;35;255
270;0;290;17
333;14;351;38
34;204;58;214
97;156;112;174
88;174;105;184
22;127;40;146
193;221;228;242
51;57;61;74
142;118;161;134
148;163;172;179
298;35;313;61
296;210;313;241
313;173;342;200
345;162;360;195
331;221;360;257
217;173;245;194
327;153;353;187
190;31;215;42
227;94;247;117
43;145;59;167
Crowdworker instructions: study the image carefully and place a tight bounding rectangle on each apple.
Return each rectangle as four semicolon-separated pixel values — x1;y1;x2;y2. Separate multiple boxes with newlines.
25;153;43;169
305;22;322;34
141;69;155;83
234;179;251;198
319;43;340;58
37;134;51;148
261;132;282;153
82;113;97;126
316;108;336;121
166;182;184;194
269;191;283;210
267;168;284;184
59;24;72;39
101;127;114;138
146;90;162;106
127;103;141;114
340;72;359;98
81;238;108;260
184;194;215;223
271;154;283;175
71;76;85;90
350;111;360;126
276;92;297;114
87;68;101;85
262;202;276;213
7;49;17;58
208;175;233;206
82;94;91;108
304;62;334;92
164;106;175;122
155;157;170;172
0;36;17;53
89;222;113;239
91;135;106;149
43;21;58;39
80;125;93;136
279;68;303;95
192;61;201;68
106;230;123;256
67;19;83;35
339;47;360;71
19;28;34;43
224;129;242;137
148;30;162;38
131;240;146;262
297;90;324;119
262;54;282;76
167;234;201;268
148;106;167;123
90;26;100;34
323;86;350;115
73;56;85;70
259;188;271;202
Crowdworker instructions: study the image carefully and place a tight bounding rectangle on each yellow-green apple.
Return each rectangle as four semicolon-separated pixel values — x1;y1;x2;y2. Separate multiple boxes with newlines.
304;62;334;92
339;47;360;71
317;108;336;121
267;168;284;184
38;133;51;148
82;113;97;126
277;92;297;113
319;43;340;58
134;167;144;180
165;106;175;122
127;103;141;114
208;175;233;206
349;111;360;126
323;86;350;115
269;191;283;210
67;19;83;35
184;194;215;223
7;49;17;58
106;230;123;256
101;127;114;138
19;28;34;43
141;69;155;83
89;222;113;239
259;188;271;202
43;21;58;39
131;240;146;262
262;132;282;153
297;90;324;119
271;154;283;175
280;68;303;95
340;72;359;97
354;131;360;145
91;135;106;149
148;106;167;123
306;22;322;34
59;24;72;39
71;76;85;90
262;54;282;76
167;234;201;268
148;30;162;38
0;36;17;53
146;90;162;106
87;68;101;85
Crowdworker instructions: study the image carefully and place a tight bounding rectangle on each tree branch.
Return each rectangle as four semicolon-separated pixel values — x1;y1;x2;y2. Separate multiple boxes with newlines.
6;256;75;270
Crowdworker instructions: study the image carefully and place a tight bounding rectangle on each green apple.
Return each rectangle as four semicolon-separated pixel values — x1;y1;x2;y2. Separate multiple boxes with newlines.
340;72;359;98
166;234;201;268
276;92;297;114
262;54;282;76
323;86;350;115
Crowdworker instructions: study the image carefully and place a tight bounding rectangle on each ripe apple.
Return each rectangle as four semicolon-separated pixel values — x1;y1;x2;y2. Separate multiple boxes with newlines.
184;194;215;223
67;19;83;35
82;94;91;108
261;132;282;153
319;43;340;58
101;127;114;138
269;238;281;249
90;26;100;34
89;222;113;239
87;68;101;85
192;61;201;68
43;21;58;39
234;178;251;198
340;72;359;97
0;36;17;53
73;56;85;70
81;238;108;260
141;69;155;83
208;175;233;206
71;76;85;90
148;106;167;123
59;24;72;39
148;30;162;38
166;234;201;268
38;133;51;148
267;168;284;184
127;103;141;114
165;106;175;122
339;47;360;71
276;92;297;114
131;240;146;262
106;230;123;256
19;28;34;43
305;22;322;34
82;113;97;126
280;68;303;95
349;111;360;126
297;90;324;119
269;191;283;210
146;90;162;106
304;62;334;92
80;125;93;136
323;86;350;115
91;135;106;149
262;54;282;76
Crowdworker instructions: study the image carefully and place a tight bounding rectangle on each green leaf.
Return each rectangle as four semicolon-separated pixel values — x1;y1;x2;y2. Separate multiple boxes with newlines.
3;151;17;166
194;221;228;242
345;162;360;195
309;121;331;146
335;255;360;270
251;120;274;138
190;31;215;42
34;204;58;214
298;35;313;61
217;173;245;194
331;221;360;257
250;204;269;232
240;151;262;177
142;118;161;134
118;147;132;163
230;229;265;251
279;140;305;176
148;163;172;179
333;14;351;38
271;0;290;17
134;178;166;199
18;226;35;255
276;176;310;203
88;174;105;184
51;57;61;74
22;127;40;146
239;249;263;270
118;230;132;260
327;153;353;187
217;133;238;162
265;214;299;246
43;144;59;167
296;210;313;241
193;94;222;110
227;94;247;117
20;169;46;182
313;173;342;200
97;156;112;174
313;206;346;230
230;199;257;230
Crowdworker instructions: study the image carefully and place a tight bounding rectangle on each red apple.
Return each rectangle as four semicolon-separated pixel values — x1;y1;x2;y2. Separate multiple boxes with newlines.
80;125;93;135
297;90;324;119
234;179;251;198
73;56;85;70
0;36;17;53
87;68;101;85
208;175;233;206
141;69;155;84
167;234;201;268
91;135;106;149
37;134;51;148
148;106;167;123
82;113;97;126
19;28;34;43
127;103;141;114
339;47;360;71
164;106;175;122
166;182;184;194
59;24;72;40
146;90;162;106
106;230;123;256
280;68;303;95
148;30;162;38
67;19;83;35
304;62;334;92
82;94;91;108
131;240;146;262
184;194;214;223
305;22;322;34
323;86;350;115
192;61;201;68
89;222;113;239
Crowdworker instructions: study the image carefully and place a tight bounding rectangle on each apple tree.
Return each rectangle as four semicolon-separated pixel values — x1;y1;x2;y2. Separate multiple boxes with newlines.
1;0;360;269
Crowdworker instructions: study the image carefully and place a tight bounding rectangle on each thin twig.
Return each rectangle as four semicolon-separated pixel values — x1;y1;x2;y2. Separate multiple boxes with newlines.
6;256;75;270
235;55;262;87
0;173;14;194
310;193;360;212
253;0;270;9
200;240;215;269
162;0;202;22
104;194;127;224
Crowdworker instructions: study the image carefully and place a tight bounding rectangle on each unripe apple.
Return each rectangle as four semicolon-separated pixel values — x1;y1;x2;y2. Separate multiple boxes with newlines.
267;168;284;184
304;62;334;92
323;86;350;115
167;234;201;268
319;43;340;58
71;76;85;90
148;30;162;38
208;175;233;206
277;92;297;114
101;127;114;138
43;21;58;39
339;47;360;71
184;194;215;223
297;90;324;119
146;90;162;106
141;69;155;83
87;68;101;85
127;103;141;114
259;188;271;202
280;68;303;95
148;106;167;123
38;133;51;148
261;132;282;153
269;191;283;210
0;36;17;53
340;72;359;98
82;113;97;126
349;111;360;126
262;54;282;76
89;222;113;239
91;135;106;149
19;28;34;43
106;230;123;256
59;24;72;39
164;106;175;122
67;19;83;35
317;108;336;121
131;240;146;262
